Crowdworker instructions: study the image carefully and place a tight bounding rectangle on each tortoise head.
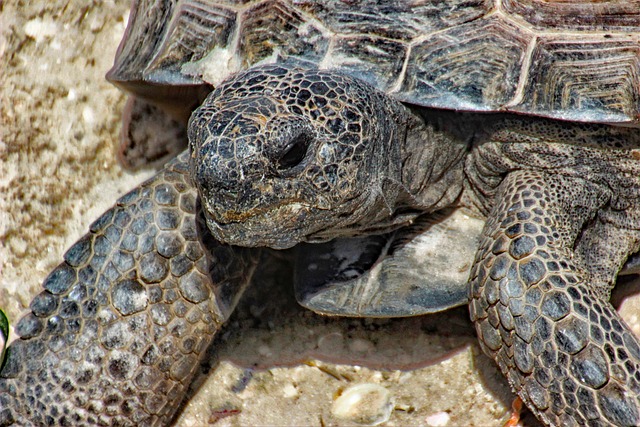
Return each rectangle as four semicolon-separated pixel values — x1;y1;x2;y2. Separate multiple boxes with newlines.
188;64;410;249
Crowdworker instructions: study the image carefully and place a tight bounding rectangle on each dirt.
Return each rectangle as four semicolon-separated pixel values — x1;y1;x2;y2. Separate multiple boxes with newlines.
2;1;638;426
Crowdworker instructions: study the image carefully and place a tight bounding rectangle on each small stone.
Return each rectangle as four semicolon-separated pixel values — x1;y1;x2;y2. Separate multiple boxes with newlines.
82;106;95;124
258;345;272;358
425;411;450;426
348;338;374;354
332;383;393;426
24;18;59;43
283;383;298;398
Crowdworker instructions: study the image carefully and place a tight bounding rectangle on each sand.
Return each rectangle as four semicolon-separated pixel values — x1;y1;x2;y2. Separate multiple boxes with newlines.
2;1;638;426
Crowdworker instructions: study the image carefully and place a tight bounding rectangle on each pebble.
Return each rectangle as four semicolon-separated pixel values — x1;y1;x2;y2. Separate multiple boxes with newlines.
82;106;95;124
331;383;393;426
282;383;298;398
24;18;59;43
426;411;451;426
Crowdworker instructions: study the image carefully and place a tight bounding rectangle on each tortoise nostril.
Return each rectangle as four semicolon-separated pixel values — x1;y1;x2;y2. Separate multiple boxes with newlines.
276;133;310;170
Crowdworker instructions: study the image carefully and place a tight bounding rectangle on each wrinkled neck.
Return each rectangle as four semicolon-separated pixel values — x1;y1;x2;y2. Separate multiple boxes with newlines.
398;107;472;212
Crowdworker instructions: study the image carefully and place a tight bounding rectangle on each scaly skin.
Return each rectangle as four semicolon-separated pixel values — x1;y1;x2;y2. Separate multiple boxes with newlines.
469;170;640;426
188;65;466;249
0;153;259;426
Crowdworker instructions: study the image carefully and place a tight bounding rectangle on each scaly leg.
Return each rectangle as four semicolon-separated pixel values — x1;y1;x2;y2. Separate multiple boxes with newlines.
470;170;640;426
0;152;259;426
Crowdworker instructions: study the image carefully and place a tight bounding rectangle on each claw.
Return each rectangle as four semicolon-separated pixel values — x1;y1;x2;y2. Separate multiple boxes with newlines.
503;396;523;427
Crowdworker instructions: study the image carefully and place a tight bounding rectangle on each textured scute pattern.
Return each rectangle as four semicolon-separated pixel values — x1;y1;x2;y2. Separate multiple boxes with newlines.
502;0;640;31
0;153;258;426
469;170;640;426
109;0;640;125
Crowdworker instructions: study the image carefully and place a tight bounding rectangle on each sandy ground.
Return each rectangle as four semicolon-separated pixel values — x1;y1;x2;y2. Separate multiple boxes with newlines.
2;1;639;427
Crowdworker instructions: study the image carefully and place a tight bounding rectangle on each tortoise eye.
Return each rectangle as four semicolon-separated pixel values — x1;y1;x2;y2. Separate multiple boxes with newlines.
277;133;310;170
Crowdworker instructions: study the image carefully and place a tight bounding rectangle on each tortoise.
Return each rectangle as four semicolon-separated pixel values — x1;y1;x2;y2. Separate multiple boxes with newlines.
3;0;640;426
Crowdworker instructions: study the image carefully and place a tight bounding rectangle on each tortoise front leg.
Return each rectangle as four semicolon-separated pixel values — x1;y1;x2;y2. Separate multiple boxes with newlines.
0;152;259;426
469;170;640;426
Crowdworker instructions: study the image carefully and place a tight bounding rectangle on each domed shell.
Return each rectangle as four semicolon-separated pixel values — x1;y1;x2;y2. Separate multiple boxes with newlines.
108;0;640;126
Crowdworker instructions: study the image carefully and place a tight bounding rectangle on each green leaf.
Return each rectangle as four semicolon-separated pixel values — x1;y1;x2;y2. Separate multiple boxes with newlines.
0;309;9;372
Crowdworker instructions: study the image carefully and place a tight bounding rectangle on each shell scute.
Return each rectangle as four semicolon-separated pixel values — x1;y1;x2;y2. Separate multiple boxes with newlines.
238;0;329;68
395;16;530;112
109;0;640;125
503;0;640;32
514;37;640;123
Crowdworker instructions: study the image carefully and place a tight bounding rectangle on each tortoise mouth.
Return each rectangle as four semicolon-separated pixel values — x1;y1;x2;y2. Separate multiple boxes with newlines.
203;201;322;249
213;199;314;225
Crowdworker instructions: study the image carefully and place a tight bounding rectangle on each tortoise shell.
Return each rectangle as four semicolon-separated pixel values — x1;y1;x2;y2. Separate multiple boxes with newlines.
108;0;640;126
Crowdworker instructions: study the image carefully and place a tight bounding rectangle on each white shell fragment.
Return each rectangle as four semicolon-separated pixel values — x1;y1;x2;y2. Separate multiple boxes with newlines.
425;411;451;426
331;383;394;425
24;18;59;43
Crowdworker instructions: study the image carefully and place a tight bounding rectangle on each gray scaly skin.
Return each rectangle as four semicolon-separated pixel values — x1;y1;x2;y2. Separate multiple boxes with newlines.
466;123;640;425
188;66;465;249
0;154;258;426
2;64;640;426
